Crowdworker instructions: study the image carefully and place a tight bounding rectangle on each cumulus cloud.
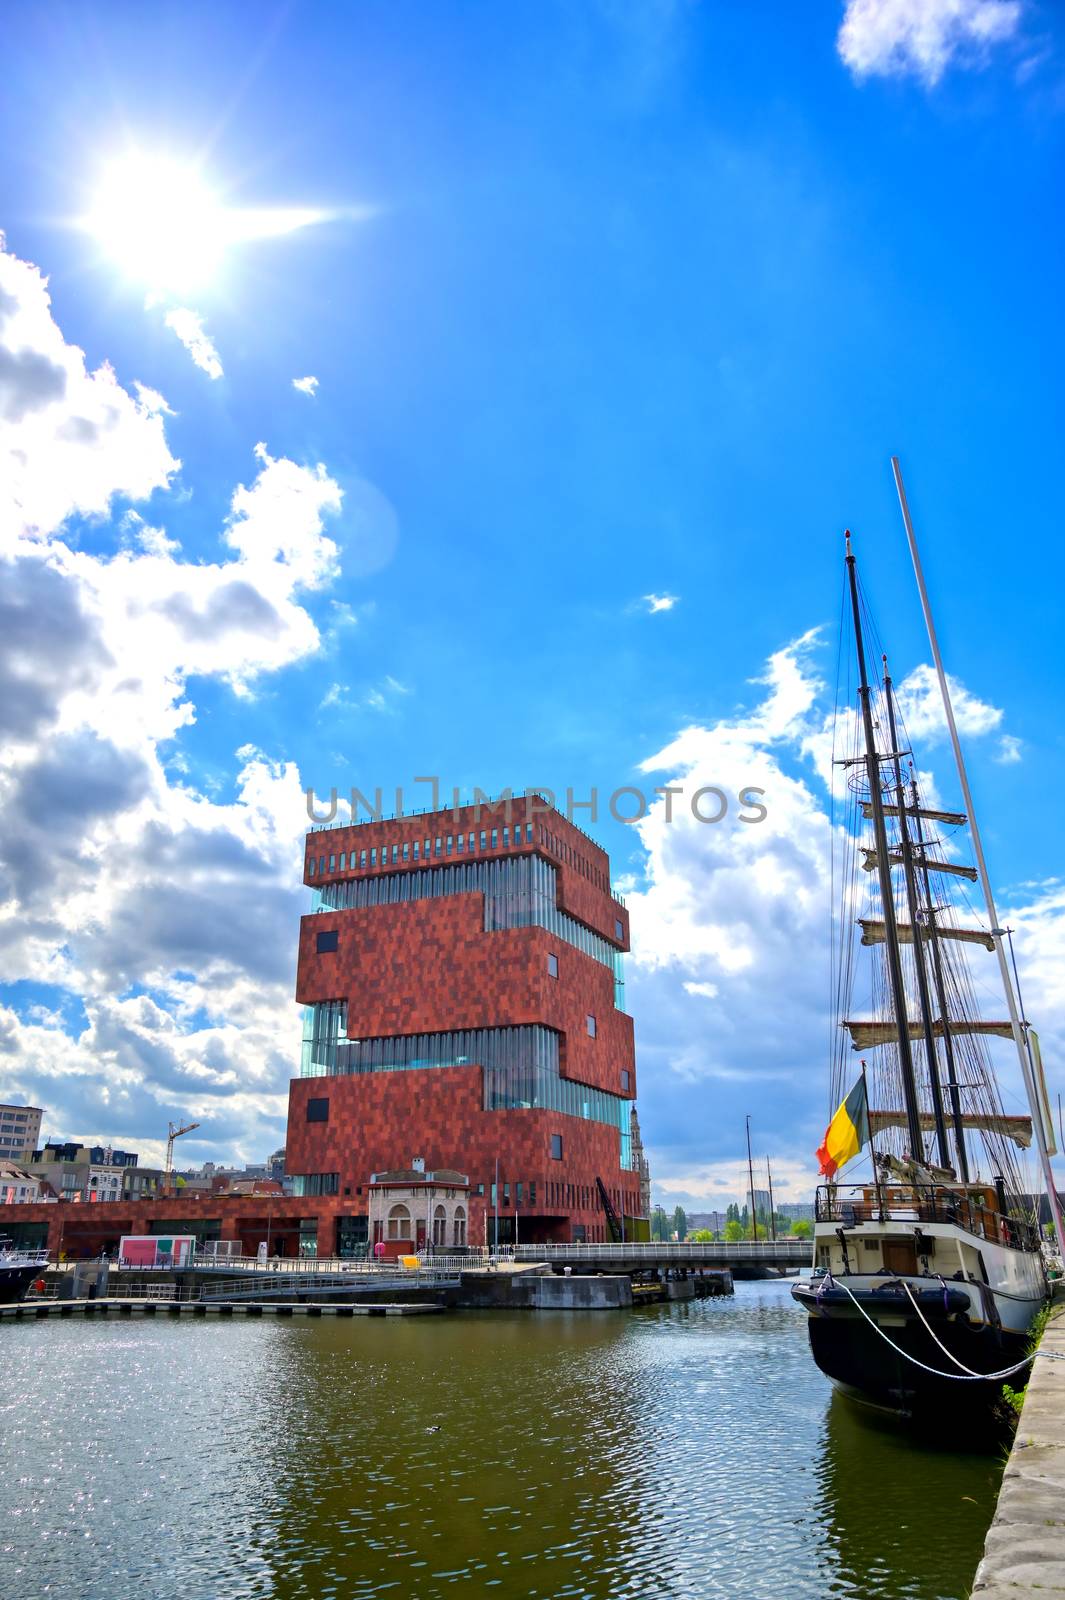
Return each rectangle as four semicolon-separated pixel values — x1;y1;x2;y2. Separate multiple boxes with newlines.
643;592;678;613
0;235;360;1165
838;0;1023;85
893;661;1003;741
163;306;224;379
0;241;178;547
292;375;319;396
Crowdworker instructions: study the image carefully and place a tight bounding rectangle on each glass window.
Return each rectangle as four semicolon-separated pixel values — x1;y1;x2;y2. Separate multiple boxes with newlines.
550;1134;563;1161
615;919;624;941
387;1203;411;1241
476;1183;485;1196
360;849;367;868
480;831;487;850
413;841;420;860
435;838;443;857
468;832;475;852
503;1182;510;1202
525;823;533;842
370;847;377;866
516;1182;523;1203
319;856;326;874
491;829;498;848
446;836;453;855
529;1181;536;1204
502;827;509;847
391;844;399;864
403;842;410;861
316;929;338;954
306;1097;329;1123
587;1015;596;1038
329;854;336;872
339;853;346;871
307;857;316;877
457;833;465;853
547;953;558;978
620;1069;630;1092
490;1183;497;1206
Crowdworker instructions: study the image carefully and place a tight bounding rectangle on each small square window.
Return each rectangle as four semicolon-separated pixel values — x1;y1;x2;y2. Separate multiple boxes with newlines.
615;919;624;941
620;1069;631;1092
550;1134;563;1160
306;1098;329;1123
547;953;558;978
316;929;338;954
586;1015;597;1038
476;1182;485;1196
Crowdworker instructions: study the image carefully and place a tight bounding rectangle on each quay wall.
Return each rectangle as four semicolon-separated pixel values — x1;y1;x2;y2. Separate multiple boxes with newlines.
971;1297;1065;1597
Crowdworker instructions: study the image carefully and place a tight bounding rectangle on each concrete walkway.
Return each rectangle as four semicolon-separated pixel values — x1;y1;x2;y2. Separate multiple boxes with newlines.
971;1300;1065;1596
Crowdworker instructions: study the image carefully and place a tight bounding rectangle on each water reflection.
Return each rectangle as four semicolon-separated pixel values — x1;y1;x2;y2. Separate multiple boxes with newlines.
0;1284;1002;1600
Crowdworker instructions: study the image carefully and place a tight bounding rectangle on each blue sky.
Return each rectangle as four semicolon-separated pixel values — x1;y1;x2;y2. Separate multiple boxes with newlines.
1;0;1063;1206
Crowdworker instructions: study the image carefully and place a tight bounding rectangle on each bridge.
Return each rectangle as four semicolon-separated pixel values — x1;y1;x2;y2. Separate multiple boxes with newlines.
512;1240;814;1273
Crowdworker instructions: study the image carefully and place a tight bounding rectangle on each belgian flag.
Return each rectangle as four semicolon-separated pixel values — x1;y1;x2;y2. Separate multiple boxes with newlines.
817;1074;870;1179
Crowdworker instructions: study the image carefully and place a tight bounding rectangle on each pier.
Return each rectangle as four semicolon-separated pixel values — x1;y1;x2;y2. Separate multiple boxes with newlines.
972;1298;1065;1597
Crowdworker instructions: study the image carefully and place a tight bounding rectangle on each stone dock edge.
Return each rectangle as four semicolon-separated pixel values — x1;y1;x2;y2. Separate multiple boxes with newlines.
971;1289;1065;1597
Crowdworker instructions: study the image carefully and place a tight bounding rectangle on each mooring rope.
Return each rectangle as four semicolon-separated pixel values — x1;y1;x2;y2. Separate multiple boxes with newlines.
833;1278;1036;1382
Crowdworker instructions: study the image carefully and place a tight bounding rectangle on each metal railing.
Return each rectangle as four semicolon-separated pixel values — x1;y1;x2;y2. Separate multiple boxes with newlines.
512;1241;812;1261
815;1184;1040;1253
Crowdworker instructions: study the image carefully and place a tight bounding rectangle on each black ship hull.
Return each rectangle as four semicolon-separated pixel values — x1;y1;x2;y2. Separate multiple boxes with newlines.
794;1283;1030;1416
0;1263;41;1304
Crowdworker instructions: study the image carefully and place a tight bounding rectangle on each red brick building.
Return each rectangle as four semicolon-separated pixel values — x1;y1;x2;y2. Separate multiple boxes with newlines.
2;794;648;1259
288;793;646;1251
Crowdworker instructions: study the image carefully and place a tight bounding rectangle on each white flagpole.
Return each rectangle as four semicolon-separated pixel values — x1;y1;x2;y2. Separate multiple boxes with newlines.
892;456;1063;1251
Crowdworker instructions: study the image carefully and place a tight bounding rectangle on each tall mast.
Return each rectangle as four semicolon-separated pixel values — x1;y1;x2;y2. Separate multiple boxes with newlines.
909;774;971;1183
892;457;1063;1243
883;668;953;1171
846;534;925;1160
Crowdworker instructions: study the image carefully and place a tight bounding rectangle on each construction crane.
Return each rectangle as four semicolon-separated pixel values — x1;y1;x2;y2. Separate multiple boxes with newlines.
164;1120;200;1195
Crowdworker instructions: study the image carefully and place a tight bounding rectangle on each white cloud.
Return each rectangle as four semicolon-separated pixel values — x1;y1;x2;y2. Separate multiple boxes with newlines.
292;375;319;397
996;733;1023;765
0;240;178;548
163;307;223;379
643;592;678;613
838;0;1023;85
0;235;370;1165
893;661;1003;741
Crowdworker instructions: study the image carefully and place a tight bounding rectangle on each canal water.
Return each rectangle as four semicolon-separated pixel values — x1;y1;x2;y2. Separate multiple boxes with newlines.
0;1281;1003;1600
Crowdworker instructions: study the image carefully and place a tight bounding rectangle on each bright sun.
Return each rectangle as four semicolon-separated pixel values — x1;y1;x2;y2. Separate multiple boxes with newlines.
85;152;227;294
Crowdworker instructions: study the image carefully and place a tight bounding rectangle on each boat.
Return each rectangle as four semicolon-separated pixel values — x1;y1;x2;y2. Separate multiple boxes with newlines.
792;460;1060;1419
0;1237;50;1304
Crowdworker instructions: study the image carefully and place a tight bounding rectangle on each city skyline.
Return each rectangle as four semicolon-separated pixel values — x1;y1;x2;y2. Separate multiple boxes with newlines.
2;1;1064;1213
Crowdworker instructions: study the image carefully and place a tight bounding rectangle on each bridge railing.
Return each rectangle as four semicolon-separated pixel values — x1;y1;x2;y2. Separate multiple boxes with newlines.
511;1241;812;1260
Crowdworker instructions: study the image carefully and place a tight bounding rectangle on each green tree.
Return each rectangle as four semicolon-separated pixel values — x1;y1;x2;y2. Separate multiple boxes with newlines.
672;1206;688;1241
724;1219;745;1242
651;1207;669;1241
790;1219;812;1238
690;1228;713;1242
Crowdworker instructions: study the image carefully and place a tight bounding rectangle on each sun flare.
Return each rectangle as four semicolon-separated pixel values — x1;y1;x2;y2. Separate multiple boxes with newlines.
85;153;227;293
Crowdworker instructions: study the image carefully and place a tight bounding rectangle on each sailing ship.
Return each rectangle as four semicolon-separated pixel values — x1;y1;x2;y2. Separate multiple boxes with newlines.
792;461;1058;1417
